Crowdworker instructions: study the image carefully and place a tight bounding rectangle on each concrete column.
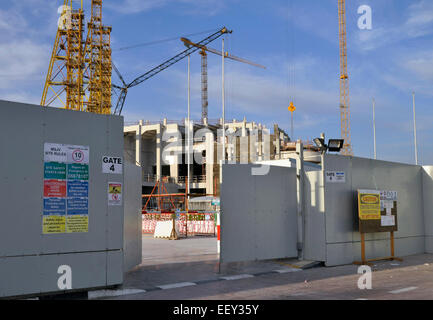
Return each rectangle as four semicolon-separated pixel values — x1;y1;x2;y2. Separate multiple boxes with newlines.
242;117;247;137
258;129;263;161
156;124;162;181
170;124;180;182
135;120;143;167
274;124;280;160
205;132;215;196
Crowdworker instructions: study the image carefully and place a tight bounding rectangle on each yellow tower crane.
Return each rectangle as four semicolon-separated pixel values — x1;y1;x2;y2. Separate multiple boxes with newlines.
83;0;112;114
181;37;266;123
338;0;353;156
41;0;112;115
41;0;85;110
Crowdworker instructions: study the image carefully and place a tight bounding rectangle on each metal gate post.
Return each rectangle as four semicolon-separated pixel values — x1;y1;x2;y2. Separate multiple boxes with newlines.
296;140;305;260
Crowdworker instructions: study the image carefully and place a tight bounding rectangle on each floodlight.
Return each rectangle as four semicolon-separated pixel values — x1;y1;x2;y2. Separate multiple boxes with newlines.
328;139;344;152
313;138;326;149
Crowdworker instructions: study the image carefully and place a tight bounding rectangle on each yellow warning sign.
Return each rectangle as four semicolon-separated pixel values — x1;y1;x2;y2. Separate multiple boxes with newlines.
108;182;122;206
358;190;381;220
43;216;66;234
109;183;122;194
66;216;89;233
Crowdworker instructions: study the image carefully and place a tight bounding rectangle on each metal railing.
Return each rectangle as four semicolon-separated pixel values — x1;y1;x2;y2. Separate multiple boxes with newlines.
143;174;206;184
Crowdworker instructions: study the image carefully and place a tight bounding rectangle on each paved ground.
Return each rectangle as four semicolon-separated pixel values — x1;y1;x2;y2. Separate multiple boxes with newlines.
92;236;433;300
140;235;218;266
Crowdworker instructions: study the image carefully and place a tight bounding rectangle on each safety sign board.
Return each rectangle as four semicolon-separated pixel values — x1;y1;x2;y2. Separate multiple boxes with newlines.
326;171;346;183
67;180;89;198
380;190;398;226
102;156;123;174
67;163;89;180
108;182;122;206
44;162;66;180
43;198;66;214
43;143;90;234
358;189;381;220
44;180;67;198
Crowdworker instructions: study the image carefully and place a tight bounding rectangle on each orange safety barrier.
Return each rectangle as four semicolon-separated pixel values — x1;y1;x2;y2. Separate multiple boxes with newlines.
142;212;217;237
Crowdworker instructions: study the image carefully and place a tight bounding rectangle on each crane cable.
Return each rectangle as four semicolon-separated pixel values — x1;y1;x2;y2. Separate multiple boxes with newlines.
288;0;296;140
114;28;220;52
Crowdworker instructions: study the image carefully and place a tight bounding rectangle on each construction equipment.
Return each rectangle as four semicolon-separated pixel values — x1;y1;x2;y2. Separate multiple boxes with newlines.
338;0;353;155
112;27;232;115
83;0;112;114
41;0;112;114
41;0;85;110
181;37;266;124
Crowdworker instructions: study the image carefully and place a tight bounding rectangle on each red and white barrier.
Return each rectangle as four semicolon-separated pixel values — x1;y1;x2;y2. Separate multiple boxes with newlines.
217;212;220;254
142;212;217;237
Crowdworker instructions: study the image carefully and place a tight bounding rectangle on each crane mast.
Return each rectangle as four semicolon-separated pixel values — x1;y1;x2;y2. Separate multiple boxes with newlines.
200;50;209;123
41;0;112;114
41;0;85;110
338;0;353;156
84;0;112;114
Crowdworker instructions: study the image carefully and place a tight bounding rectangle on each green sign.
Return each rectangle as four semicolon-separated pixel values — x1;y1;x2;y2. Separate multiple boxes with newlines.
44;162;66;180
67;164;89;181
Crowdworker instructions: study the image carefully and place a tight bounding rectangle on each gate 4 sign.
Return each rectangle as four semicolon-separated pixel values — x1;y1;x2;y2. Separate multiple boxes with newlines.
108;182;122;206
102;156;123;174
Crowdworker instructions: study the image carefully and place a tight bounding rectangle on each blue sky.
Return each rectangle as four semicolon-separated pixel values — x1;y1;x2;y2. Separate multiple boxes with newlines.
1;0;433;165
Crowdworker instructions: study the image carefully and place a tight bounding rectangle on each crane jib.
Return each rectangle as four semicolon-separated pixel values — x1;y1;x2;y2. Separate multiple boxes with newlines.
112;27;231;115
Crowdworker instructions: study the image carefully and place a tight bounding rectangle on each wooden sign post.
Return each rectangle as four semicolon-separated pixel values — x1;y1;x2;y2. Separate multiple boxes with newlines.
354;190;402;265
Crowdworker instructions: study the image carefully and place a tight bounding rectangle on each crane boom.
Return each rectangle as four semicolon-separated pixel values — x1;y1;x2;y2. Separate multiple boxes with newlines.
112;27;232;115
338;0;353;155
181;38;266;69
180;36;265;123
205;47;265;69
128;27;231;88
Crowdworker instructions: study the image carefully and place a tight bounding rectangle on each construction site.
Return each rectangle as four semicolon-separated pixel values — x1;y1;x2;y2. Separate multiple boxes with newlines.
2;0;433;305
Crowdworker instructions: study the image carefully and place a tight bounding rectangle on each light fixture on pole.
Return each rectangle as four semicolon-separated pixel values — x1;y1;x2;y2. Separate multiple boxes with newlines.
373;98;377;160
187;55;191;202
222;38;226;164
314;138;345;154
412;92;418;165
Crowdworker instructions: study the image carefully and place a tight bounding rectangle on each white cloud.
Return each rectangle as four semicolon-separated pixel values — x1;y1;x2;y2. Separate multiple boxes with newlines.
0;91;41;105
106;0;167;14
0;9;28;33
106;0;226;16
0;40;49;89
356;0;433;51
404;51;433;81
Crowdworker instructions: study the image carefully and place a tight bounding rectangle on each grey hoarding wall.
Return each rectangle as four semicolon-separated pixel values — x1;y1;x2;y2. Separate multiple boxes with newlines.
304;170;326;262
123;161;142;272
422;166;433;253
0;100;124;298
310;155;426;266
220;164;298;263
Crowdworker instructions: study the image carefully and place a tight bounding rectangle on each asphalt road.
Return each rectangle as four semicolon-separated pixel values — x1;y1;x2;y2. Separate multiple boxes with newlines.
95;236;433;300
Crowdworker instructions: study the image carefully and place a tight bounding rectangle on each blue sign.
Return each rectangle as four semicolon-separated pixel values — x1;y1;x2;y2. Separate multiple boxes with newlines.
67;197;88;215
43;198;66;216
67;180;89;198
